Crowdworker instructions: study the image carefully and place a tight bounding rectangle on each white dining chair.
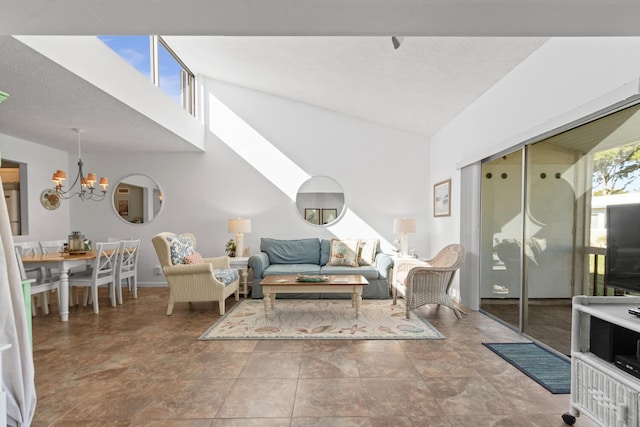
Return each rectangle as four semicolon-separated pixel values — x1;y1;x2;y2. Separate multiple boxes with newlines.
39;240;66;277
40;239;87;306
15;246;60;316
14;241;49;314
115;239;141;303
39;239;65;254
14;242;43;278
68;241;120;314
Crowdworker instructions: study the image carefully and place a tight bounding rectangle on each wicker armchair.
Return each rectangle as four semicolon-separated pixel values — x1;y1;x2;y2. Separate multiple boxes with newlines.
152;232;239;315
392;243;466;319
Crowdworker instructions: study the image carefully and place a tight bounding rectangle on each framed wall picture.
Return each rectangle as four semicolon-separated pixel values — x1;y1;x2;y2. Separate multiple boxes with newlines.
117;199;130;218
321;208;337;225
434;179;451;217
304;208;321;225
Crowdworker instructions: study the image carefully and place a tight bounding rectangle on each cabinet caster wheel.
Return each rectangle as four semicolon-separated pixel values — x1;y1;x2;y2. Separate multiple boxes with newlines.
562;412;576;425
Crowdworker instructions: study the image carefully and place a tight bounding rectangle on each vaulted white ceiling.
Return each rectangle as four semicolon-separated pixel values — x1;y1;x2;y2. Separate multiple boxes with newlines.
165;36;546;137
1;1;639;153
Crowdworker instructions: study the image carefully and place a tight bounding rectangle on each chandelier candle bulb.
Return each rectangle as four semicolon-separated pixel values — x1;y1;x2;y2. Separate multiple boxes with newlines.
54;170;66;181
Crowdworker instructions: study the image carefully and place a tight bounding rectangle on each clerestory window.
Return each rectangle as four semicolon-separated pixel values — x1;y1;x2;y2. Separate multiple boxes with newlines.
98;35;195;116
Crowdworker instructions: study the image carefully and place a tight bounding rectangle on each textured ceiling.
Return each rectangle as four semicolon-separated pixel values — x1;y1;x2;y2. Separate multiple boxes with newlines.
1;1;639;153
166;36;546;137
0;36;199;154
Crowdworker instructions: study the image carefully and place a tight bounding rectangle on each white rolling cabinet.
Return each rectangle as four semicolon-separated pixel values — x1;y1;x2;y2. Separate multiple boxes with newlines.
564;296;640;426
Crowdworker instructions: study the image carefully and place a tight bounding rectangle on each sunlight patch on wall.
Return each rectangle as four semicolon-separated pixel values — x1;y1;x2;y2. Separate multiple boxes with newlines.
206;92;393;249
208;93;308;200
328;208;394;253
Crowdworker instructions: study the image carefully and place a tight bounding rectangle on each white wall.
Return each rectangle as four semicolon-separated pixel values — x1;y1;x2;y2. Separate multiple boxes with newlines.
0;134;71;241
431;37;640;307
63;80;430;285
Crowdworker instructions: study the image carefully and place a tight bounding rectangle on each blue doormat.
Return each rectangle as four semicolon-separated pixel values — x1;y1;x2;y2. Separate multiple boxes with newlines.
483;342;570;394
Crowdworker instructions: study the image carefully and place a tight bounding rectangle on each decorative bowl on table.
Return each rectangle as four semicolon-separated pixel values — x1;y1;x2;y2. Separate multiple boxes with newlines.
296;274;329;282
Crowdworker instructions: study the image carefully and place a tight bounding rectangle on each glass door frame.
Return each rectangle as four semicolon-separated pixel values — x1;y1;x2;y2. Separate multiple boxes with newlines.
479;147;527;332
478;97;640;343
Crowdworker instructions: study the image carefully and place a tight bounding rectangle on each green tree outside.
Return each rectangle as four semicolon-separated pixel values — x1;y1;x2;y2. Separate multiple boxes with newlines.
592;142;640;196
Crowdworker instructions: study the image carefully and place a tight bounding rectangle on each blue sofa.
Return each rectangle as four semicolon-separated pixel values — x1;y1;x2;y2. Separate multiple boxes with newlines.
249;237;393;299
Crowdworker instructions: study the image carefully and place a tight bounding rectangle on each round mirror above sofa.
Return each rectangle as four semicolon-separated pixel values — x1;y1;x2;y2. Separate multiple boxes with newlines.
112;174;163;225
295;176;345;226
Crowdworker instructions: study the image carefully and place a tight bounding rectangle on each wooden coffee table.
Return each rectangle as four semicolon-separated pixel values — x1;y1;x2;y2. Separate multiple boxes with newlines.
259;275;369;318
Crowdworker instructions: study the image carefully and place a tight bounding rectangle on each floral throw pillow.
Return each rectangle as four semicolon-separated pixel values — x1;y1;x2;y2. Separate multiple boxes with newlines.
358;239;379;266
184;252;203;264
167;234;195;265
327;239;360;267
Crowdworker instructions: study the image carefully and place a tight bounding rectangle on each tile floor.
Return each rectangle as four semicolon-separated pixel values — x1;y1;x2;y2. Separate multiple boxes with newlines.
30;288;597;426
480;299;573;356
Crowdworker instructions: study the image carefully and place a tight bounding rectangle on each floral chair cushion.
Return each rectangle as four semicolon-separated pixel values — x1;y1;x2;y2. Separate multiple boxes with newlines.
167;234;195;265
213;269;239;286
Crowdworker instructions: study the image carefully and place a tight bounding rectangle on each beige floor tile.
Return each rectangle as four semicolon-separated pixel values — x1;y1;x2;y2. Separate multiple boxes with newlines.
293;378;369;418
30;287;584;426
216;378;297;418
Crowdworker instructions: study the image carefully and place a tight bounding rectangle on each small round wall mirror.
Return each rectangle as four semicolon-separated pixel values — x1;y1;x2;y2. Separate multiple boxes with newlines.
296;176;345;226
112;174;163;225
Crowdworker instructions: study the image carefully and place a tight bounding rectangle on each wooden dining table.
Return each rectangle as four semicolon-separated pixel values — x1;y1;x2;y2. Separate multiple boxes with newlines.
21;251;96;321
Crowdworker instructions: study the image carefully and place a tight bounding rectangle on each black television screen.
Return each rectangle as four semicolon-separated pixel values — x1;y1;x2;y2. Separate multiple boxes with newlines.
606;203;640;293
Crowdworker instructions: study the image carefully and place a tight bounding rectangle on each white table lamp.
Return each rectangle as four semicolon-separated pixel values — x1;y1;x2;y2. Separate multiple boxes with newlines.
228;218;251;257
393;218;416;257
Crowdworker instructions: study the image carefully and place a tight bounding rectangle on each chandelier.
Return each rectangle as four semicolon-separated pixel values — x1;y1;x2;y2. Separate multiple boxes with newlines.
51;128;109;201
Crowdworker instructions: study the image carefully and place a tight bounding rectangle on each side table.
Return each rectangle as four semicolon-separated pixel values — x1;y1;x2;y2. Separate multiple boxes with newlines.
229;256;251;297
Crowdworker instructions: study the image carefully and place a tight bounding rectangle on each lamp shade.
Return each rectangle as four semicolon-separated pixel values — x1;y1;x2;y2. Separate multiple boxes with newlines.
228;218;252;233
393;218;416;234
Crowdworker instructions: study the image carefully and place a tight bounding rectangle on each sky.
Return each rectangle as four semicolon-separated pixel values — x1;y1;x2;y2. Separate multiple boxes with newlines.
97;36;182;105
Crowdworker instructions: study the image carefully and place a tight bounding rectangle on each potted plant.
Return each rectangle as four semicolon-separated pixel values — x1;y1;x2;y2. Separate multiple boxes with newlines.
225;239;236;257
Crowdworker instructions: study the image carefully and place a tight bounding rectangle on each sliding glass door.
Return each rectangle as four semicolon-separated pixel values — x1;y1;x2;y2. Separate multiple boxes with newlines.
480;150;523;330
523;142;580;354
479;102;640;355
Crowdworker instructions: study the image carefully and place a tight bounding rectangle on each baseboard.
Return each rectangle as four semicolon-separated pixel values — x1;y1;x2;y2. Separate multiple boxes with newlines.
137;282;168;287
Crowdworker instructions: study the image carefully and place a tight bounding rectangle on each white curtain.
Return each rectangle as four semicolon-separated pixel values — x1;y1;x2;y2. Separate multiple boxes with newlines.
0;179;36;426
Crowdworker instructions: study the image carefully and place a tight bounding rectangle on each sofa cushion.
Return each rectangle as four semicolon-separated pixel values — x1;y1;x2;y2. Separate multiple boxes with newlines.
358;239;379;266
264;264;321;276
320;265;380;280
184;252;203;264
213;268;239;286
327;239;360;267
166;234;195;265
320;239;331;266
261;238;320;265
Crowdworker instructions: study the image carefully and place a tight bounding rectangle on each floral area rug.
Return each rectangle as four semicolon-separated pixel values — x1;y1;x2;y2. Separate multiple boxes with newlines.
199;299;445;340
